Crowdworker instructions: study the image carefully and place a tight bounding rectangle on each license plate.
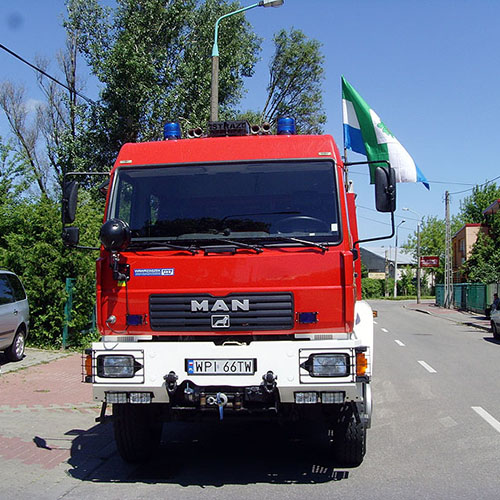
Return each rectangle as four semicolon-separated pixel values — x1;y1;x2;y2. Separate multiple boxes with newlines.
186;359;256;375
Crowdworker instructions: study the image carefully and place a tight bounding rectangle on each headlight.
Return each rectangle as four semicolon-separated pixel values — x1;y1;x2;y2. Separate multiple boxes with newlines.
301;353;349;377
97;355;139;378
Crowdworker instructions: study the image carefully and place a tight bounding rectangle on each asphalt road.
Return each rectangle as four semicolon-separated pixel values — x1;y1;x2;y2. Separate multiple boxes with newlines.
1;300;500;499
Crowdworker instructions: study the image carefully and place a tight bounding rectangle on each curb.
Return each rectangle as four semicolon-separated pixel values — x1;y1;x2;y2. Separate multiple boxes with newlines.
406;305;492;333
463;322;491;333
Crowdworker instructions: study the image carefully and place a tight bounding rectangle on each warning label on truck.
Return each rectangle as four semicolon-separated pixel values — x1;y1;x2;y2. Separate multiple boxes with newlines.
134;268;175;277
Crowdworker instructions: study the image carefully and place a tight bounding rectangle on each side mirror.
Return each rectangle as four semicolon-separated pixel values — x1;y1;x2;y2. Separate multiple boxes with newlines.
62;226;80;247
62;181;79;224
375;166;396;213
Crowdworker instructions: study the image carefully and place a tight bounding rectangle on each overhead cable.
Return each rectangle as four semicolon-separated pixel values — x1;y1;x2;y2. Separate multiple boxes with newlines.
0;42;97;106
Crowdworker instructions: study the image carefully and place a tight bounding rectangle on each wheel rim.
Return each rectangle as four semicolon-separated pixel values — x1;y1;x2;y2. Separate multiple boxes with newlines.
14;332;25;358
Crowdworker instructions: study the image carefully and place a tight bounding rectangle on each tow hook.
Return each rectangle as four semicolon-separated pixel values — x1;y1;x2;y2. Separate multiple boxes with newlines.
262;370;277;393
216;392;228;421
184;382;195;403
164;371;178;394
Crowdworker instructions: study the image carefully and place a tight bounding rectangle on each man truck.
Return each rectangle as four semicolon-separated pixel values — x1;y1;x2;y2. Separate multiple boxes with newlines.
62;117;396;466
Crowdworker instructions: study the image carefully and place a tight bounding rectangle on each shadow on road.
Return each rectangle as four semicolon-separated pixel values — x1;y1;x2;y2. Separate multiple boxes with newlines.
483;336;500;346
0;352;21;368
66;419;352;486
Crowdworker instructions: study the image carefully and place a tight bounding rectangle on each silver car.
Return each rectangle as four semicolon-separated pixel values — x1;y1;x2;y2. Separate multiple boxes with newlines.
0;270;29;361
491;306;500;341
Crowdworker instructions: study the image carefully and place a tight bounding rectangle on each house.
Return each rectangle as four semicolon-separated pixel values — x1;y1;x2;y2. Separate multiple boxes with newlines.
451;199;499;282
360;246;415;279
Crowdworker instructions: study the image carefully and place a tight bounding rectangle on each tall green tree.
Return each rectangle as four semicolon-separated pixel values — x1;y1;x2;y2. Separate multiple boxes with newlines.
259;28;326;134
458;182;500;224
66;0;261;165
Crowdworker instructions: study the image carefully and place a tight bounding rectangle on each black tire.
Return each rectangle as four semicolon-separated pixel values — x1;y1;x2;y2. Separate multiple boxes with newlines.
113;403;163;463
331;404;366;467
6;327;26;362
492;321;500;340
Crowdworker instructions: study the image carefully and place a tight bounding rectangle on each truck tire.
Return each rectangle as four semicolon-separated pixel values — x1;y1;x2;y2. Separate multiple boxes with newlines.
331;404;366;467
113;403;163;463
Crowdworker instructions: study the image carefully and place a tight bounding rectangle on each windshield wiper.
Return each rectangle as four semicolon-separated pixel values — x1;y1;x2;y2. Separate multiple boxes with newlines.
261;236;329;253
201;238;263;254
128;240;198;255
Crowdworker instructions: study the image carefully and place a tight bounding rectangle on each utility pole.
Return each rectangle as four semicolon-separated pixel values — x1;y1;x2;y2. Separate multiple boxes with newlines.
403;207;423;304
385;248;389;297
416;221;421;303
444;191;453;308
393;220;406;298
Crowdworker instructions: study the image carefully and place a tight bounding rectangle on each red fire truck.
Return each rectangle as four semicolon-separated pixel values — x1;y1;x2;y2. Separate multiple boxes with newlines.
62;117;396;466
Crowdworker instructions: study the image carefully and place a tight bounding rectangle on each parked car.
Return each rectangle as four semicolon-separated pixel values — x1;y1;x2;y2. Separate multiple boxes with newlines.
0;270;29;361
491;306;500;341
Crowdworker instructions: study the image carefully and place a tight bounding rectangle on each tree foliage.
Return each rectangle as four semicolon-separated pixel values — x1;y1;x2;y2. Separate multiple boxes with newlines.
459;183;500;224
66;0;261;165
256;28;326;134
0;188;102;348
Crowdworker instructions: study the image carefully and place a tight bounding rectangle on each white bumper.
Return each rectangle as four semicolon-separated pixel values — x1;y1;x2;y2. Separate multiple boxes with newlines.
90;337;371;405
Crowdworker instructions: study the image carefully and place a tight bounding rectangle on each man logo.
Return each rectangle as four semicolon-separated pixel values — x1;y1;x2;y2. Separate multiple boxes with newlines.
191;299;249;312
211;315;230;328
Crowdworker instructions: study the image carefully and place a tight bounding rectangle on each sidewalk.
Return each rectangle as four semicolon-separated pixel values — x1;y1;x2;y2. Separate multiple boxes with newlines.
404;300;492;332
0;347;72;374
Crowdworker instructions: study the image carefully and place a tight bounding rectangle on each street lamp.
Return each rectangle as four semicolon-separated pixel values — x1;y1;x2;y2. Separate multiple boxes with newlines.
210;0;284;121
393;220;406;298
403;207;423;304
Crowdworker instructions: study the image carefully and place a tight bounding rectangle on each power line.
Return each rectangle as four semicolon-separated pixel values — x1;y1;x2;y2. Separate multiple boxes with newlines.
448;174;500;195
349;166;499;190
357;214;413;231
0;42;97;106
357;204;421;223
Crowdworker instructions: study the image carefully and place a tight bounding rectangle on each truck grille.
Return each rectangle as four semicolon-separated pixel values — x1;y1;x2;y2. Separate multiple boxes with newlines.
149;293;294;332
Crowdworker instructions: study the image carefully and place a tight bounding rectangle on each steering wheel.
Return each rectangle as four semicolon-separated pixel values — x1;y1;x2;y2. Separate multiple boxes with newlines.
276;216;330;233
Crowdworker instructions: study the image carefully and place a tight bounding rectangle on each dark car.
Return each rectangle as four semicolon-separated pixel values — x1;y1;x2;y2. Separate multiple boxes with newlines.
0;270;30;361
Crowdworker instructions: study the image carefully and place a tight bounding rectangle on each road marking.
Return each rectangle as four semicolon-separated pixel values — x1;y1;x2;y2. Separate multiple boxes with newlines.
381;328;389;333
439;416;457;428
394;340;405;346
472;407;500;433
418;360;437;373
373;321;378;325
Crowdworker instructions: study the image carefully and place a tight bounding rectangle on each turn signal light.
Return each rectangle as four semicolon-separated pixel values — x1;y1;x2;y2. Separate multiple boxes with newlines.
85;354;92;377
356;352;368;377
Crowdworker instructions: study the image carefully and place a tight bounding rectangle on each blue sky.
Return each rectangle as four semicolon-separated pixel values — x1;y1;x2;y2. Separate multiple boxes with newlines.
2;0;500;246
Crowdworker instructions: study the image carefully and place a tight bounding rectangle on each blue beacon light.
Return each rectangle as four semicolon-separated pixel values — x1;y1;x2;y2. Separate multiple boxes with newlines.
163;122;182;140
277;117;296;135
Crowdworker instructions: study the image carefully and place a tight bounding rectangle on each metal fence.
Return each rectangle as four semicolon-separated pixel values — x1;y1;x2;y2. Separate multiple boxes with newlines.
436;282;500;313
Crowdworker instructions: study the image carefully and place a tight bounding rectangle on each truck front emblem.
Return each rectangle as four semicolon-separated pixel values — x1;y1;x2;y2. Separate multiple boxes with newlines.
191;299;249;312
211;315;230;328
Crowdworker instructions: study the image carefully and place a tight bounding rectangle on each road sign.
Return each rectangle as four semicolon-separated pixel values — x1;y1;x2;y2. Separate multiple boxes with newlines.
420;256;439;268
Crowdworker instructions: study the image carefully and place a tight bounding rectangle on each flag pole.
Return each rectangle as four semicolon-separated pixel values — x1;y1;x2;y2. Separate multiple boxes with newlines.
343;146;350;189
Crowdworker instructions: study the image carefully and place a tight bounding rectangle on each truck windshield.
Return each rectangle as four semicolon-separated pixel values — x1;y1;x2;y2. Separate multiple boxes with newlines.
109;161;341;245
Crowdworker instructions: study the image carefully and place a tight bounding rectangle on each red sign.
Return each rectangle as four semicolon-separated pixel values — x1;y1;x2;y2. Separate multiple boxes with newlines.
420;256;439;268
